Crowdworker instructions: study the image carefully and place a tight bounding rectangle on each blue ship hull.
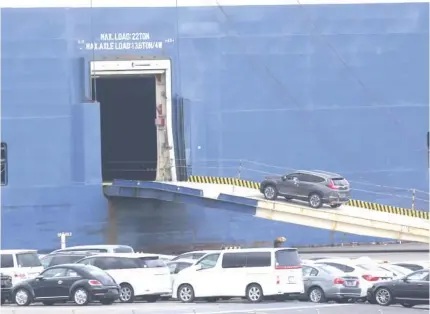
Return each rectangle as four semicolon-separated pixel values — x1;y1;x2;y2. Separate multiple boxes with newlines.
1;1;429;252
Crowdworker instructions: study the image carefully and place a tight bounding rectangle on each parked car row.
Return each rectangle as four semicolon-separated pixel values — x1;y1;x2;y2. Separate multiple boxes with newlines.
0;245;428;308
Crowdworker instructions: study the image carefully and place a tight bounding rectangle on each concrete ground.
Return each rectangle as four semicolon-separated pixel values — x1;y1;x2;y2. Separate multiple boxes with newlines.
1;300;428;314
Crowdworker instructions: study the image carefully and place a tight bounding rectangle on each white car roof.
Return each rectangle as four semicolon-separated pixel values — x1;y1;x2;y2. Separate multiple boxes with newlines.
80;253;160;259
0;250;38;254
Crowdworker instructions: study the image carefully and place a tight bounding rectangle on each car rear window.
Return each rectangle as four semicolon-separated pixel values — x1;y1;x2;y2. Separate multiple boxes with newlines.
275;249;301;268
16;253;42;267
0;254;14;268
318;264;344;275
332;178;348;186
138;257;166;268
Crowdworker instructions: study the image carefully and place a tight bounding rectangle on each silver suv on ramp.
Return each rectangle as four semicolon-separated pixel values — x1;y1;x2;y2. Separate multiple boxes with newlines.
259;170;350;209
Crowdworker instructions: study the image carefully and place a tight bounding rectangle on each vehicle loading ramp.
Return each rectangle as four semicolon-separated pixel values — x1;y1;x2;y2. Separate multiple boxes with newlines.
104;179;430;244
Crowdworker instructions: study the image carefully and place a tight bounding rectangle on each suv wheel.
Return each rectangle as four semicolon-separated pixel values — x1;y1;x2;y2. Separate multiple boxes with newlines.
308;193;322;208
263;185;278;200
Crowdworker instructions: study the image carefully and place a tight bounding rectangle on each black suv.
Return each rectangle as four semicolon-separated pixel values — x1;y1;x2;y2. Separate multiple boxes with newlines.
260;170;350;208
1;273;12;304
40;251;97;269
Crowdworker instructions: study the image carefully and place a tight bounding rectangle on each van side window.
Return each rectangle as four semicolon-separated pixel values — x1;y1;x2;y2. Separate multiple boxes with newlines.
118;258;139;269
222;253;247;268
246;252;271;267
196;254;220;269
0;254;14;268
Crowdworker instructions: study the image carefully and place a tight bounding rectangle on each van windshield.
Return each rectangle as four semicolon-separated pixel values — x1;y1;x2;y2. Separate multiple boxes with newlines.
16;253;42;267
275;249;301;269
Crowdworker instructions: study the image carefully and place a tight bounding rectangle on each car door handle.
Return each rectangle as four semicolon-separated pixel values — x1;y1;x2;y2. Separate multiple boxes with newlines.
417;283;423;286
57;280;63;284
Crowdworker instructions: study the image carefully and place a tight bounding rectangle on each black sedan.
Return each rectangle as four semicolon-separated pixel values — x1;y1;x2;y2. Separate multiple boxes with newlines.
367;269;429;308
11;264;120;306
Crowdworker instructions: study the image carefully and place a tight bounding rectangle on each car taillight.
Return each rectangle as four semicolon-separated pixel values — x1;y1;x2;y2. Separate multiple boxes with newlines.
275;265;302;270
276;276;280;285
333;278;345;285
88;279;102;286
327;180;339;190
362;275;379;281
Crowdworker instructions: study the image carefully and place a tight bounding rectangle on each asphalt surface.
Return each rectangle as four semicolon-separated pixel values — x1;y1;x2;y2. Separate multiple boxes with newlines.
1;300;429;314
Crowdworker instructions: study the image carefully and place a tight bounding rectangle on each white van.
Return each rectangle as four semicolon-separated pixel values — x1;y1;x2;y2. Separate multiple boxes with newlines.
51;244;134;254
0;250;44;285
76;253;171;303
172;247;304;303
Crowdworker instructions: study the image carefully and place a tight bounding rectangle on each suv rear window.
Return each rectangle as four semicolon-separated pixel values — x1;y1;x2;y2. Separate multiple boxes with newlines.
16;253;42;267
138;257;166;268
332;178;348;186
0;254;14;268
275;249;301;269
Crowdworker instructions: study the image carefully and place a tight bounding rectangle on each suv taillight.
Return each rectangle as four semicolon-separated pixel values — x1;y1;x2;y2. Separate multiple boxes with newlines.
327;180;339;190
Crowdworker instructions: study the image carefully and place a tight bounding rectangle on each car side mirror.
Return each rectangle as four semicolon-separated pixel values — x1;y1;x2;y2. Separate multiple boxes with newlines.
195;264;202;271
402;277;409;282
36;275;44;280
282;176;287;181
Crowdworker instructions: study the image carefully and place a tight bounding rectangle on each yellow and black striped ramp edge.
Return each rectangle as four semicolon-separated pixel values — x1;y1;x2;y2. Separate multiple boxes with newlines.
187;176;429;220
188;175;260;190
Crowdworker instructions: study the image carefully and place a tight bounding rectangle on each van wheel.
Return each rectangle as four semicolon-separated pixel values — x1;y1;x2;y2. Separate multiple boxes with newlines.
263;185;278;200
119;283;135;303
246;283;263;303
308;193;322;208
178;284;195;303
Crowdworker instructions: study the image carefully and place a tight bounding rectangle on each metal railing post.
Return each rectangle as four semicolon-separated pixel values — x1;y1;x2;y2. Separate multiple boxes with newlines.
411;189;416;210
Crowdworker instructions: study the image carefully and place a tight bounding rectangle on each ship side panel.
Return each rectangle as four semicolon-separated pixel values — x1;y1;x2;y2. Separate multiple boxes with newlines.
185;3;429;209
1;3;426;250
1;8;107;250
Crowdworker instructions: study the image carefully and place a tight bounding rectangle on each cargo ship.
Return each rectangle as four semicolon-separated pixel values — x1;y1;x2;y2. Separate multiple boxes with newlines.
1;0;429;253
